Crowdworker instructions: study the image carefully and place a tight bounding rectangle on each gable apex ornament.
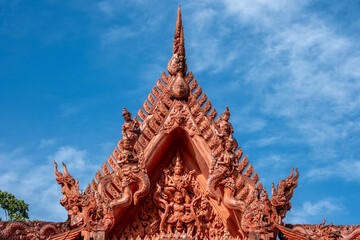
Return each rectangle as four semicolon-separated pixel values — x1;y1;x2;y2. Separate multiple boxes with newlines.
168;5;190;101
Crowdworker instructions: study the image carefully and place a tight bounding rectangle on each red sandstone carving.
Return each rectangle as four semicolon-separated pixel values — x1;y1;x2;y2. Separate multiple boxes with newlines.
278;219;360;240
119;154;231;239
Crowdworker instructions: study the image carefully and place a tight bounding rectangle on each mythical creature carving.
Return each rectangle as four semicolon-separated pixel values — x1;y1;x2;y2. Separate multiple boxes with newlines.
54;161;115;231
206;133;300;238
54;161;81;212
271;167;299;223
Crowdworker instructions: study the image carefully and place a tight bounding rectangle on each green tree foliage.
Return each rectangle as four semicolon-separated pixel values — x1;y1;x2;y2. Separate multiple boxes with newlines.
0;190;29;221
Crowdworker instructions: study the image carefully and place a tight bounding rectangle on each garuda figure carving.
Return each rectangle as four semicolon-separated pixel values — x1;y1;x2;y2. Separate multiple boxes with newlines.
153;154;200;236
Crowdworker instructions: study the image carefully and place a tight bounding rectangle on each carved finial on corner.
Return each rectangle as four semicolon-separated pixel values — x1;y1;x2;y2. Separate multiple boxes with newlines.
122;107;130;117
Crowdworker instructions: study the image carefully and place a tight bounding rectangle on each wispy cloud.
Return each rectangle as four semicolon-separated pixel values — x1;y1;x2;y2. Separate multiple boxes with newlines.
286;198;343;224
39;138;56;148
101;26;138;46
305;159;360;183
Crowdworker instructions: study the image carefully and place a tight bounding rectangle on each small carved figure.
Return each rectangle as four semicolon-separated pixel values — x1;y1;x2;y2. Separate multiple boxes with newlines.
122;107;140;146
210;215;228;239
117;138;141;176
68;205;83;228
196;196;215;239
213;106;234;143
97;138;150;209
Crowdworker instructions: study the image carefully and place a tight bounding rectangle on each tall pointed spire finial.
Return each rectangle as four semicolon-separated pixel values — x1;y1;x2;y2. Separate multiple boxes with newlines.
173;5;183;55
167;5;190;100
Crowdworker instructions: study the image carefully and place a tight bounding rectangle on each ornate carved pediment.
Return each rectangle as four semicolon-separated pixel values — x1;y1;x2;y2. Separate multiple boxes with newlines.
50;6;308;240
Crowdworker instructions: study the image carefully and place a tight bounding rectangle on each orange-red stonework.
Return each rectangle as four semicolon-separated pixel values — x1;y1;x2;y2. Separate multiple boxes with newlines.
1;6;360;240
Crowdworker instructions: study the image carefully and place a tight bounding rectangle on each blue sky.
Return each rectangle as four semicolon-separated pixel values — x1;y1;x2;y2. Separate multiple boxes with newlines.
1;0;360;225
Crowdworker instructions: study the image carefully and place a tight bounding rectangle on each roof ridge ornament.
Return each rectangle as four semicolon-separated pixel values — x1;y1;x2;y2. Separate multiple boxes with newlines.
168;5;190;101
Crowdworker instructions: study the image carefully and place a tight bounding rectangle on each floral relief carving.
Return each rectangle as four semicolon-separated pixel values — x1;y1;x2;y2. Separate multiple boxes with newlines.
160;102;199;136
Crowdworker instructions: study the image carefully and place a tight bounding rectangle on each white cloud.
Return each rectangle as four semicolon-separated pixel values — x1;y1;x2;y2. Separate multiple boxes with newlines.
51;146;88;171
286;198;343;224
245;136;281;147
305;159;360;183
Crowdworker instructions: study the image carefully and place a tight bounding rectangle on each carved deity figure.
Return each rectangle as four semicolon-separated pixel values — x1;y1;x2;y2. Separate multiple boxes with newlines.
165;191;198;234
122;107;140;146
164;153;195;198
207;138;237;203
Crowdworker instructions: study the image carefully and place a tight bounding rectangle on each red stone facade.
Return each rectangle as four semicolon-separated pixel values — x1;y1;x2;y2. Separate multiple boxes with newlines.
1;6;360;240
